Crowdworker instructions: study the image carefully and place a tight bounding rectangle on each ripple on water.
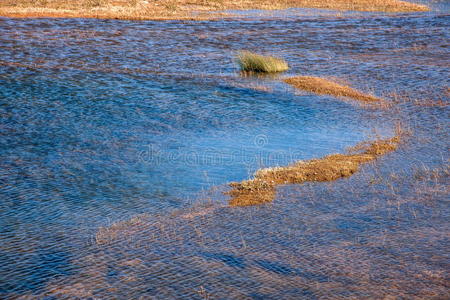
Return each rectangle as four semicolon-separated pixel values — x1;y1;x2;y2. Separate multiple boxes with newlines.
0;7;449;297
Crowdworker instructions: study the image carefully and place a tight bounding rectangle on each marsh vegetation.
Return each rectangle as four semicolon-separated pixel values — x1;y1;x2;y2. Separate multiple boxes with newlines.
237;51;289;73
0;0;448;299
284;76;382;103
0;0;430;19
228;135;401;206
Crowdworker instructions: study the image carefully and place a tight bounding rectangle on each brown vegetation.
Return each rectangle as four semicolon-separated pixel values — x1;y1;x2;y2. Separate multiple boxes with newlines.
284;76;382;103
388;90;449;108
95;214;149;245
0;0;429;20
228;136;400;206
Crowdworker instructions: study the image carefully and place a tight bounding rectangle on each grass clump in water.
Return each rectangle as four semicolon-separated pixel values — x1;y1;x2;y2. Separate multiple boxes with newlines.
284;76;381;102
237;51;289;73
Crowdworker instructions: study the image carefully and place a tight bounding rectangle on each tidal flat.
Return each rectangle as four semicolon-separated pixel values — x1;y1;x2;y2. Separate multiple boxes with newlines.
0;1;449;299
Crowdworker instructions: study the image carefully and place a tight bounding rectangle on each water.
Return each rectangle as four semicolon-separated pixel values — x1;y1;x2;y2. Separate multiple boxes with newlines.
0;3;449;298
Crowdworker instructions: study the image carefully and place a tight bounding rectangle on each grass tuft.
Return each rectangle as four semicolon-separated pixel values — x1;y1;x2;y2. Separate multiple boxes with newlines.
237;51;289;73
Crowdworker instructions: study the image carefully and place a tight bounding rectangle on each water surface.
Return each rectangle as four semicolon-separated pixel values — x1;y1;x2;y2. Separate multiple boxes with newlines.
0;4;449;298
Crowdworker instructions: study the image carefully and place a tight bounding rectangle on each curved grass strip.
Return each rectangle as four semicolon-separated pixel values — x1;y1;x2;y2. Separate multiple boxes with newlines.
284;76;382;103
227;136;400;206
237;51;289;73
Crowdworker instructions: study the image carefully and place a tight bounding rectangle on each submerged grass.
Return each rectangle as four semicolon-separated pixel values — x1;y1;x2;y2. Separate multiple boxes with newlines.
284;76;382;103
95;214;149;245
0;0;429;20
237;51;289;73
227;135;401;206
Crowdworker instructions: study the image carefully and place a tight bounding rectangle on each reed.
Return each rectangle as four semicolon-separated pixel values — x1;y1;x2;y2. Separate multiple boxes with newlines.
237;51;289;73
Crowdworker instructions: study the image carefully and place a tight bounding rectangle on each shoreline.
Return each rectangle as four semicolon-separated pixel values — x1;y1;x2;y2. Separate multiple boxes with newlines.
0;0;430;21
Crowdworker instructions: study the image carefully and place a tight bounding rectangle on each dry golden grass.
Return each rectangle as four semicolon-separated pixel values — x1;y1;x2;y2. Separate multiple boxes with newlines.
284;76;382;103
0;0;429;20
228;135;400;206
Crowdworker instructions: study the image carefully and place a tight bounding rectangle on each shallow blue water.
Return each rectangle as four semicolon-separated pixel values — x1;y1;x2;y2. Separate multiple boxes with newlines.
0;5;448;297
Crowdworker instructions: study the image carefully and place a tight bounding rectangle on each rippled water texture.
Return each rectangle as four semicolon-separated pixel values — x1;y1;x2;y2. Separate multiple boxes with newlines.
0;2;449;298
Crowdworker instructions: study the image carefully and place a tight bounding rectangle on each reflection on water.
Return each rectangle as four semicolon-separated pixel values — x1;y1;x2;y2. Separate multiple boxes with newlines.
0;3;449;298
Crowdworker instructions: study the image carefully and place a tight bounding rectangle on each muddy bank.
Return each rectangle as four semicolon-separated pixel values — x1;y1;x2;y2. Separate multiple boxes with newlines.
0;0;429;20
